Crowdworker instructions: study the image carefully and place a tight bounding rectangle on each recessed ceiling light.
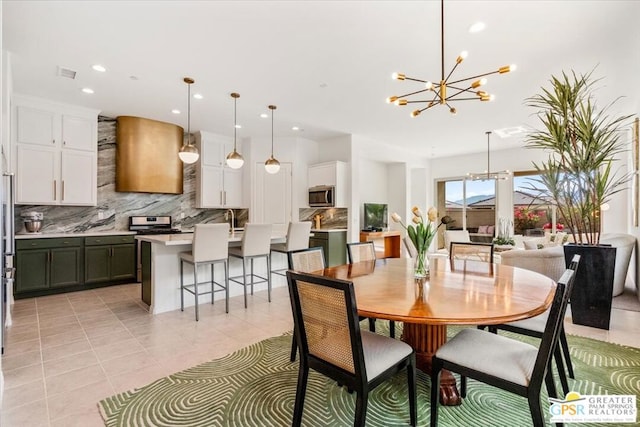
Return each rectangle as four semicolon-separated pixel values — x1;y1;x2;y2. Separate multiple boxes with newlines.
469;22;486;33
92;64;106;72
171;109;181;114
292;126;300;131
193;93;203;99
234;124;242;129
260;113;268;118
81;87;94;94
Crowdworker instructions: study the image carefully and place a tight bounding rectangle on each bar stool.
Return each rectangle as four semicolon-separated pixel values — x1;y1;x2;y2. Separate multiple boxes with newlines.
270;221;312;277
229;223;273;308
179;223;230;321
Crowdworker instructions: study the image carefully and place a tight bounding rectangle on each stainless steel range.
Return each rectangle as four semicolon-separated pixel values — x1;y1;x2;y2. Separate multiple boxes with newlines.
128;215;182;235
129;216;182;283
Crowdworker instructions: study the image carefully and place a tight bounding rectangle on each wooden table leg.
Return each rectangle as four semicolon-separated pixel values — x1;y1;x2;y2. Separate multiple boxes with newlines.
402;322;461;406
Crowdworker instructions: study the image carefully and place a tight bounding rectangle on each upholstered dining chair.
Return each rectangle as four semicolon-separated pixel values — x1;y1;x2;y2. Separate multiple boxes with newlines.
430;267;577;427
228;223;273;308
449;241;494;263
270;221;312;277
286;270;417;427
346;241;396;338
479;254;581;395
287;246;326;362
179;223;230;321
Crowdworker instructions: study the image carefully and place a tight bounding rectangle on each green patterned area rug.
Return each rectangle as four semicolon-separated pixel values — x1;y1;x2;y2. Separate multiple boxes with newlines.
99;325;640;426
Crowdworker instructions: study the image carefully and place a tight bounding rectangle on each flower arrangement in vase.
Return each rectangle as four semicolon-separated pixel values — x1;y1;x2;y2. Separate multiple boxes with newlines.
391;206;443;277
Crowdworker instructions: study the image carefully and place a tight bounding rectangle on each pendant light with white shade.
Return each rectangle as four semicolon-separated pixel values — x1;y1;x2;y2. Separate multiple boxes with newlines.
225;92;244;169
264;105;280;174
178;77;199;164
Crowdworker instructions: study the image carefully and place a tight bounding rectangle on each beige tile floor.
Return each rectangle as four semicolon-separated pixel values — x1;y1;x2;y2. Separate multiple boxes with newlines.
1;281;639;427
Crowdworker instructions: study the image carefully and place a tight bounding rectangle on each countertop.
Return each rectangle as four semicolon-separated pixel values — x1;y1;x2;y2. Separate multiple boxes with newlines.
15;231;137;239
135;231;287;247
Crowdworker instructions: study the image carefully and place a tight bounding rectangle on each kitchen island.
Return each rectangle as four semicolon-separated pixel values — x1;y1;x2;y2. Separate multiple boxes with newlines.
136;231;288;314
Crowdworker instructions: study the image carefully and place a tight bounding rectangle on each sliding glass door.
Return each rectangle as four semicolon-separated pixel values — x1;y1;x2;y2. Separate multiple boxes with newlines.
436;178;497;248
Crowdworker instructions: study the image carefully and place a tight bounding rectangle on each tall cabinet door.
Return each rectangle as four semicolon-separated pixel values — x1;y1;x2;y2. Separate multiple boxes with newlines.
199;166;224;207
254;162;292;233
223;169;243;207
16;145;58;204
60;150;97;205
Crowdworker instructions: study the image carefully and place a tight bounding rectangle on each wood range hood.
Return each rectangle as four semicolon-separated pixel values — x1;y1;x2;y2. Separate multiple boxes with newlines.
115;116;184;194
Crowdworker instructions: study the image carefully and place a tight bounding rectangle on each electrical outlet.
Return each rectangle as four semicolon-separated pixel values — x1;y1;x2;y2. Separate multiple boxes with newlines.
98;211;104;220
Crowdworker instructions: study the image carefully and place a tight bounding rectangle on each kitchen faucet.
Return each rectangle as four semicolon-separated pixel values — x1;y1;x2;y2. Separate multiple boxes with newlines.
224;208;235;236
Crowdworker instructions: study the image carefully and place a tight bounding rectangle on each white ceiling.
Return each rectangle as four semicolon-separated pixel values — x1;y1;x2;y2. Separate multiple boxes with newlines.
3;0;639;159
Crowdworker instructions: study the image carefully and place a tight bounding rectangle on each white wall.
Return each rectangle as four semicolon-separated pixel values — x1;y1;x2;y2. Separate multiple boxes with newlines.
358;159;388;226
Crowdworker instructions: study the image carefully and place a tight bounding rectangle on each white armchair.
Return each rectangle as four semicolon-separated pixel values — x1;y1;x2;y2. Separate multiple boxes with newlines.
443;230;471;252
599;233;636;297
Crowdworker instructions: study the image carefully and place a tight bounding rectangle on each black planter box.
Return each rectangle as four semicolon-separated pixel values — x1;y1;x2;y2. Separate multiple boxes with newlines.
564;244;616;330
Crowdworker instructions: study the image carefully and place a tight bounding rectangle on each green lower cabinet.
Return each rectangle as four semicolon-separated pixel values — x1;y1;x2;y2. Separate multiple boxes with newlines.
15;248;50;292
84;246;112;284
15;237;83;297
15;234;136;299
50;247;83;287
309;230;347;267
84;236;136;284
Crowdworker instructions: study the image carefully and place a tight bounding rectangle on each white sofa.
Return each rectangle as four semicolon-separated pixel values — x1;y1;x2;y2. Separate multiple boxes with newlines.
499;245;566;282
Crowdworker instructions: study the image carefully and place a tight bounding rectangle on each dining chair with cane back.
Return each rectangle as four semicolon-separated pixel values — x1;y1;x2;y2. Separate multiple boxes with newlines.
430;267;577;427
346;241;396;338
449;241;494;263
478;254;581;396
287;270;417;427
287;246;326;362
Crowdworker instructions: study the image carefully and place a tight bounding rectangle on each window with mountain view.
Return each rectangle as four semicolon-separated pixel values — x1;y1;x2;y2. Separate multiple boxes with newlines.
439;179;497;244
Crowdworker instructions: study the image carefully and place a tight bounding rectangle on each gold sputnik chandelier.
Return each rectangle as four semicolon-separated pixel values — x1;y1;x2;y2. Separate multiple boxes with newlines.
387;0;516;117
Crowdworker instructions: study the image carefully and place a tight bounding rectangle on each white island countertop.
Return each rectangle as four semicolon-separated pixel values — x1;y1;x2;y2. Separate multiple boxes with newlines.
135;231;287;246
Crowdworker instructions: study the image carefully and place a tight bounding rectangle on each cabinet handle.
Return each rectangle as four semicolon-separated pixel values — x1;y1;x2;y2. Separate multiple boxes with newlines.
61;181;65;201
53;180;57;200
63;140;66;146
223;191;226;205
220;191;223;205
52;139;56;144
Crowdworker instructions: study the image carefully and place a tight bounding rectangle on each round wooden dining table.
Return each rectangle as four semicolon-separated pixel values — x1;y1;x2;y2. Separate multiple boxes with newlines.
316;256;556;406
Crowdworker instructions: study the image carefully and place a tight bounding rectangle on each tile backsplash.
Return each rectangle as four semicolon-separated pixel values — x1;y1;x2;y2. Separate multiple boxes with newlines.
299;208;348;229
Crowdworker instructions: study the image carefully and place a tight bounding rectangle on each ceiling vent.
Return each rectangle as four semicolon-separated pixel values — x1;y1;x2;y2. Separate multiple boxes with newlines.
57;66;77;79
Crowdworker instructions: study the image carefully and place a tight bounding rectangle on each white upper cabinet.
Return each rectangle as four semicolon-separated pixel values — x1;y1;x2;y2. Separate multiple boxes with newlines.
308;161;348;207
12;94;99;206
194;131;243;208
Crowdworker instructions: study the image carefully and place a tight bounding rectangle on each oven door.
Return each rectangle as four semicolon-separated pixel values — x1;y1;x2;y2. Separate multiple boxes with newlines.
308;186;334;207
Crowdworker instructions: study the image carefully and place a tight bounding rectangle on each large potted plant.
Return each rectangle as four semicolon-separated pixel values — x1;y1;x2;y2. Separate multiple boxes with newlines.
525;70;633;329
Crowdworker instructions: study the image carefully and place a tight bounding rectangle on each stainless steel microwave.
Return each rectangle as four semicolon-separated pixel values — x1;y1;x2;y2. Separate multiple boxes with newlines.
308;185;335;207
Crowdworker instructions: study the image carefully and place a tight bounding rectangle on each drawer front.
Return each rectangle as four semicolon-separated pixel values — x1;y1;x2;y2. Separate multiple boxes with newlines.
17;237;83;250
85;235;135;246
